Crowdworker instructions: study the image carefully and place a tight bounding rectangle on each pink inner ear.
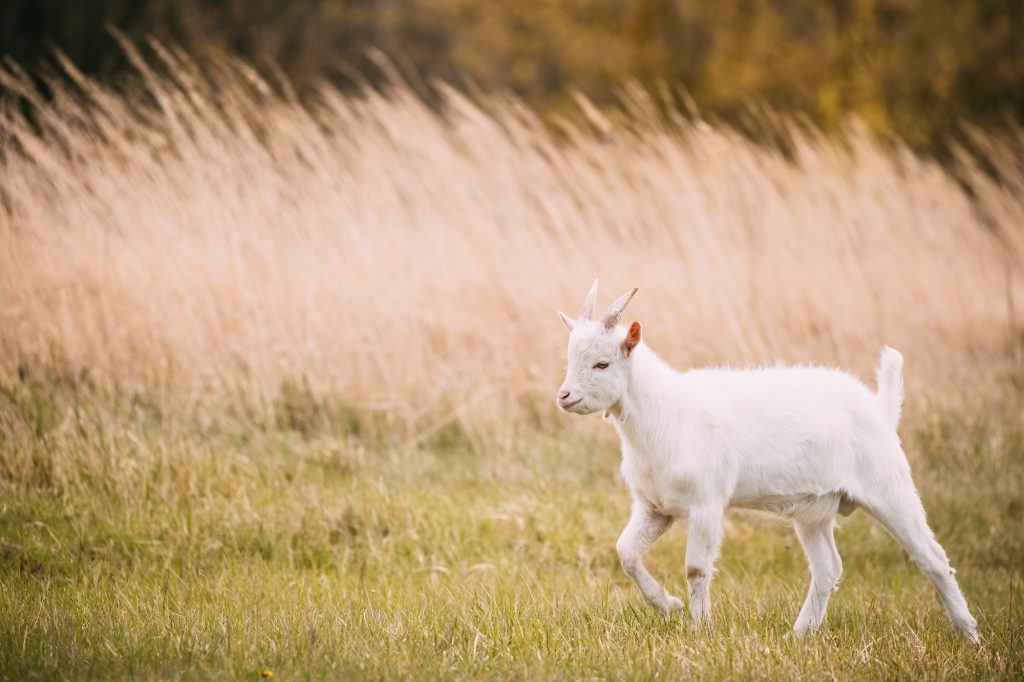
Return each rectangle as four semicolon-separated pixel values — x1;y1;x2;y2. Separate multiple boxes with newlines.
624;321;641;354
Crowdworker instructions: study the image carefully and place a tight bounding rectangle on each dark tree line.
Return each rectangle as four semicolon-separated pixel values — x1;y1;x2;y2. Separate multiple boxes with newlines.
2;0;1022;148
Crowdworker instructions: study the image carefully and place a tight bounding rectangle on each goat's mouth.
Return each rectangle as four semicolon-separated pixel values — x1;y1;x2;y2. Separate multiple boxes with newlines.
558;397;583;411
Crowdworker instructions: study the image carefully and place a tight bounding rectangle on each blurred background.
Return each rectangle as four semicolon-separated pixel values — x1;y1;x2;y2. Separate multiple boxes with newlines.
1;0;1022;430
3;0;1022;150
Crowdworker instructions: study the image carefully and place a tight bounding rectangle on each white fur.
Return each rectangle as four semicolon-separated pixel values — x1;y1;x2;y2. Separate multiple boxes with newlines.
557;282;978;643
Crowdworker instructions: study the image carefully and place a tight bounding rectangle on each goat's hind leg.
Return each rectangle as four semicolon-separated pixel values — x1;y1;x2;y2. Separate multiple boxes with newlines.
793;516;842;635
863;480;979;643
616;503;681;617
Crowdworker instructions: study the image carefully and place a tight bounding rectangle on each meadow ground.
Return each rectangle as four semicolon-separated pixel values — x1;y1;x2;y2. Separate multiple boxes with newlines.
0;380;1022;680
1;52;1023;679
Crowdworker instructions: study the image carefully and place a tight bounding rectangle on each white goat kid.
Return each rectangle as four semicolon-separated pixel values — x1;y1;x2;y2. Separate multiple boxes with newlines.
556;281;979;643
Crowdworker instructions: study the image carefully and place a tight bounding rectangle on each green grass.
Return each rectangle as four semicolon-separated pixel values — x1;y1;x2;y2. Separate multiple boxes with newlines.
0;380;1022;680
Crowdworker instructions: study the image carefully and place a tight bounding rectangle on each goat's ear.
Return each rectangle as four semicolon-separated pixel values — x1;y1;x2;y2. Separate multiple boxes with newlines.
558;311;576;331
622;321;641;356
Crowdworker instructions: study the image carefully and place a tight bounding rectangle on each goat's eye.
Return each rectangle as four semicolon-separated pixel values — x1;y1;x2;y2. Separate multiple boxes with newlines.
594;361;609;370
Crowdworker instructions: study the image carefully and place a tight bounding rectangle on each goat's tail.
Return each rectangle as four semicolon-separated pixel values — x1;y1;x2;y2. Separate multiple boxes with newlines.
876;346;904;429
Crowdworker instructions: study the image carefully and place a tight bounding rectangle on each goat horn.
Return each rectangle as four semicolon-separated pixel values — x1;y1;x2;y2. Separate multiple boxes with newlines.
580;279;599;321
602;288;638;329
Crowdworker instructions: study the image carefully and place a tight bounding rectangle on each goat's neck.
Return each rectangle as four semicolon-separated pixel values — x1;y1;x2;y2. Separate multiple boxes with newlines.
608;343;679;434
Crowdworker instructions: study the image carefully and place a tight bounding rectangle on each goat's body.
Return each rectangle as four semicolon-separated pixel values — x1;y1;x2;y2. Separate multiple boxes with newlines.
606;344;978;642
613;359;899;521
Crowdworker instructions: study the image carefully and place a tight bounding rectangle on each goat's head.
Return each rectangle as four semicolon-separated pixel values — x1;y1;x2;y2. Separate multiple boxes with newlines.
556;280;641;414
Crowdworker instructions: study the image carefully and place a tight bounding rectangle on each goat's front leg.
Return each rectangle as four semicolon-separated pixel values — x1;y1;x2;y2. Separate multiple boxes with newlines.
684;505;724;630
616;503;681;617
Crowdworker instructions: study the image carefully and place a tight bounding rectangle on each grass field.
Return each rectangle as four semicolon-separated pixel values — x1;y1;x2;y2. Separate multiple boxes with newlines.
1;381;1022;679
1;52;1023;679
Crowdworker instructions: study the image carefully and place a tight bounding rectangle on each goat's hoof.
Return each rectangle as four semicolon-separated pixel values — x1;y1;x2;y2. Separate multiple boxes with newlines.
960;625;981;646
656;595;684;618
689;618;712;634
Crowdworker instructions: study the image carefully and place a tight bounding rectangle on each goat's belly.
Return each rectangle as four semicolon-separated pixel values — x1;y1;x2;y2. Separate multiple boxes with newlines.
730;492;848;521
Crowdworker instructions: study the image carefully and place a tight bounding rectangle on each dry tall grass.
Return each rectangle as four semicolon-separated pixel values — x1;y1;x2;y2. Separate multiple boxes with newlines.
1;52;1021;440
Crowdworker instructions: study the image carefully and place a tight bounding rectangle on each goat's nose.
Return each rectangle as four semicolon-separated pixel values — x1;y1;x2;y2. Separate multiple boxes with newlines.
558;389;571;401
